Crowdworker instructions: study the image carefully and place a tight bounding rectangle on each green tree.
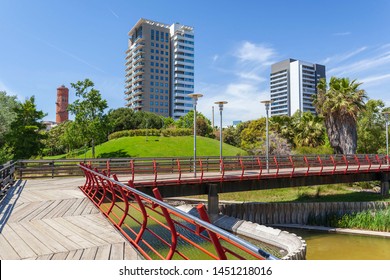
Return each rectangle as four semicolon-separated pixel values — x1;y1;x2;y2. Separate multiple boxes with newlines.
270;115;295;147
107;108;165;133
0;144;13;164
240;118;266;153
292;111;325;148
43;121;71;156
6;96;47;159
357;99;386;154
313;77;367;154
0;91;19;146
134;111;165;129
107;107;135;132
62;121;85;154
163;116;175;128
68;79;108;158
222;125;241;147
176;110;213;137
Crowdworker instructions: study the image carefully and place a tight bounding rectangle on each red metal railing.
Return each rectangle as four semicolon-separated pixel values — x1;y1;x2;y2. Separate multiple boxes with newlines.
100;154;390;188
78;163;278;260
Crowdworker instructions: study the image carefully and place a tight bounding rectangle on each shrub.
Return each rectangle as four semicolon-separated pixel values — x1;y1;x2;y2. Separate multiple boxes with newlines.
161;128;192;137
108;128;192;140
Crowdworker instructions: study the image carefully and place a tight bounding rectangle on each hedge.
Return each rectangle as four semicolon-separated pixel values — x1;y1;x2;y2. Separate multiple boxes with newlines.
108;128;192;140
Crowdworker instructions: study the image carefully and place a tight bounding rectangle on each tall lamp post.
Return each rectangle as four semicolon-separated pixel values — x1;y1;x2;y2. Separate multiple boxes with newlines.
383;111;390;165
188;93;203;177
214;101;228;172
261;100;273;173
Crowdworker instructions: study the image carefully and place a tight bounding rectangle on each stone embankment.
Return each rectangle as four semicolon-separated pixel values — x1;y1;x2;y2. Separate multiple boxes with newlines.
220;201;390;225
177;204;307;260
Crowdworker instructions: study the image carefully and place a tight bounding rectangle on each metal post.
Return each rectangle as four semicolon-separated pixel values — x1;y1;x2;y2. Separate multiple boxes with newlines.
212;106;214;129
220;109;222;162
194;101;197;177
215;101;227;173
188;93;203;178
385;112;390;166
261;100;273;173
207;183;219;223
383;111;389;166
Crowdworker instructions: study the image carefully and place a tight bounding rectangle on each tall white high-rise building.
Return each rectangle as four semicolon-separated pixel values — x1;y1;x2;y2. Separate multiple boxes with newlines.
270;59;326;116
125;18;194;119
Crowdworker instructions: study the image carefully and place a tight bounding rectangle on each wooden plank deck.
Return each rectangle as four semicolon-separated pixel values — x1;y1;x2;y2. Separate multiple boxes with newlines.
0;177;143;260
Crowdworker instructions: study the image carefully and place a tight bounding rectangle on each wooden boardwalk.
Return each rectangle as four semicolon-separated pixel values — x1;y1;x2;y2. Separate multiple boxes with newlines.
0;177;142;260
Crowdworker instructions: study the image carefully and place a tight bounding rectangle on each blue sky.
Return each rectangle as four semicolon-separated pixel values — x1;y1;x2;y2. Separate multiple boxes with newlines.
1;0;389;126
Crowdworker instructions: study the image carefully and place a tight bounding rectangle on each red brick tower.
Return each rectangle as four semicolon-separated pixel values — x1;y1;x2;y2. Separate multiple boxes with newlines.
56;85;69;123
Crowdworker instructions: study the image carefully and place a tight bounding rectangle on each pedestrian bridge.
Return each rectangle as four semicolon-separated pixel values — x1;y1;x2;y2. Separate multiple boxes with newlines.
76;154;389;260
96;154;390;197
0;161;279;260
2;154;389;261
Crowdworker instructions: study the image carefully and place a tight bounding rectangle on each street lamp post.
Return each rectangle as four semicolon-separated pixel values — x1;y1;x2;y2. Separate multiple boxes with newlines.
261;100;273;173
383;111;390;165
188;93;203;177
214;101;228;172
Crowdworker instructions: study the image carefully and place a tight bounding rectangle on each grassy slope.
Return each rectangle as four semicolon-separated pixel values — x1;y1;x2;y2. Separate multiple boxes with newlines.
81;136;246;158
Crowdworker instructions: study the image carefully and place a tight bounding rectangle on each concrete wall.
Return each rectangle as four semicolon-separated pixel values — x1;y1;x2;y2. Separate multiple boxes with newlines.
177;204;307;260
220;201;390;226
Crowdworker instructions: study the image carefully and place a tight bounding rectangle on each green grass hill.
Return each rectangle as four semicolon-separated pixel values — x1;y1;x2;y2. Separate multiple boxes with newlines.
62;136;247;159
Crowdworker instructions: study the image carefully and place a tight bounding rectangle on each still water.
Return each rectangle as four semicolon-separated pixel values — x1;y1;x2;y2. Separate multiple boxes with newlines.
279;228;390;260
105;203;390;260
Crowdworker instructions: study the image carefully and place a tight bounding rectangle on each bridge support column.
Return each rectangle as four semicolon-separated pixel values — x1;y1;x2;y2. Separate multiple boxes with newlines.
380;173;389;197
207;183;219;223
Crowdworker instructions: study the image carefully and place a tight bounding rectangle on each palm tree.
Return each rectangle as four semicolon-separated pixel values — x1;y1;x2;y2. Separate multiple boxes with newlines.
292;111;325;148
313;77;367;154
270;115;295;147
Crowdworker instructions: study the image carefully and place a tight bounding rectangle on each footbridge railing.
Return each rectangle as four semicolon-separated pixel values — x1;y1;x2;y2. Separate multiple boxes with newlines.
15;154;390;182
103;154;390;187
78;163;278;260
0;161;16;199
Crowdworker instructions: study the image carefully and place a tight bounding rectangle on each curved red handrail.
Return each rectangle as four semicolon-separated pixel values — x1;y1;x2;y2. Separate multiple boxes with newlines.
199;159;204;183
153;188;178;260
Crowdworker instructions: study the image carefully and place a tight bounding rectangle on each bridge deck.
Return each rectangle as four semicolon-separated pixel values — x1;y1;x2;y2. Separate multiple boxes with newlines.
0;177;142;260
112;164;386;187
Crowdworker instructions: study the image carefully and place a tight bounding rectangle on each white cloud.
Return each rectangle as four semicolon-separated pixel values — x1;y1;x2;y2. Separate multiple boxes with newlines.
323;44;390;107
235;41;276;64
109;9;119;19
34;37;107;74
332;32;352;36
197;41;278;126
322;46;367;65
235;70;267;83
361;73;390;85
197;83;269;127
0;80;24;101
329;46;390;76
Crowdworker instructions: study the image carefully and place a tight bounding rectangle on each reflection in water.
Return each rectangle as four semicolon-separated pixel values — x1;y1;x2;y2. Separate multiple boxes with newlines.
278;228;390;260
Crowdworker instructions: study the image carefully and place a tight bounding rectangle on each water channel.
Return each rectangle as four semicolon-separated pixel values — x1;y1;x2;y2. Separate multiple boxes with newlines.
105;202;390;260
276;227;390;260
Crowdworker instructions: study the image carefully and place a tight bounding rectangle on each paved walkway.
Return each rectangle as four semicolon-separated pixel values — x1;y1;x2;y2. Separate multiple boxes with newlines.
0;177;142;260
